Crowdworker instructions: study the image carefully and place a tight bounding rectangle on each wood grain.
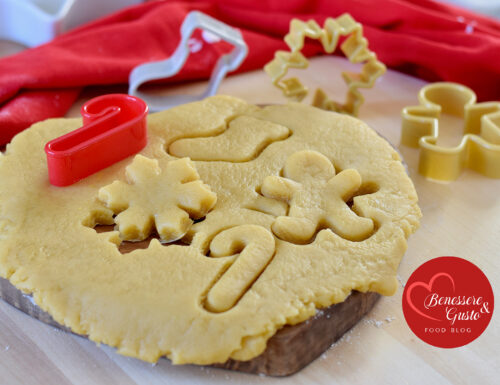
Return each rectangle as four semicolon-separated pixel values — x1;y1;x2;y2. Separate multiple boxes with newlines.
0;54;499;385
215;291;380;376
0;233;379;376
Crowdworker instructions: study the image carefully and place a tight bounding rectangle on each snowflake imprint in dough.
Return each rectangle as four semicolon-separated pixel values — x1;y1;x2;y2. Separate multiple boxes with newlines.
261;150;374;243
98;155;217;243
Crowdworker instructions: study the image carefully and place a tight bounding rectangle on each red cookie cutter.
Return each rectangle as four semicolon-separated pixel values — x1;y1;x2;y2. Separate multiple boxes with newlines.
45;94;148;187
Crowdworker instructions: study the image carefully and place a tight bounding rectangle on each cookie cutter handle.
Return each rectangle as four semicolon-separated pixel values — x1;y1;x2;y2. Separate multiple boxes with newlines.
45;94;148;187
128;11;248;112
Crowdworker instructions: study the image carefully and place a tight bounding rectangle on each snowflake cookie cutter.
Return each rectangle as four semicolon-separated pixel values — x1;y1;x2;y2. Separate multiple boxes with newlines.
128;11;248;112
264;13;386;116
401;82;500;181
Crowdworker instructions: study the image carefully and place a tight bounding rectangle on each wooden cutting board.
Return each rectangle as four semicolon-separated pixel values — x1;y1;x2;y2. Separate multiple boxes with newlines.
0;226;381;376
0;274;380;376
0;50;499;385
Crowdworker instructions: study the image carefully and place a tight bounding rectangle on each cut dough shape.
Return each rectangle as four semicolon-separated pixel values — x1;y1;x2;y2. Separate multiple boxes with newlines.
205;225;276;313
261;150;374;243
169;116;290;161
98;155;217;242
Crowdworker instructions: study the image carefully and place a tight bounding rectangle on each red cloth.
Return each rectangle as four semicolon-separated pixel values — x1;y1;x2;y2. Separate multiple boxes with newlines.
1;0;500;144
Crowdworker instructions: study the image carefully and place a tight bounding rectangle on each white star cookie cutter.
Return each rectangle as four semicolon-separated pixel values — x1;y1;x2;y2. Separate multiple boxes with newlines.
128;11;248;112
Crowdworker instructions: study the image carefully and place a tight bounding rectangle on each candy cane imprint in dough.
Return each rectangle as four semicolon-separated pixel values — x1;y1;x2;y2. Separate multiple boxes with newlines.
204;225;276;313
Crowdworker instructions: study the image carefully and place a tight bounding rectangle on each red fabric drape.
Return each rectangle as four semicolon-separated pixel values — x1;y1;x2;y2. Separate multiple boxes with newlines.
1;0;499;144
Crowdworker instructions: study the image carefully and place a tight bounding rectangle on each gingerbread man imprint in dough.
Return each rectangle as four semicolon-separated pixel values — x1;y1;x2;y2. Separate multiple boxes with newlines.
261;150;374;243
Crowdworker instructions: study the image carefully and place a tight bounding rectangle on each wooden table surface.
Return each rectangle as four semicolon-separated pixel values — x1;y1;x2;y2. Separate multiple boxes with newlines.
0;40;499;385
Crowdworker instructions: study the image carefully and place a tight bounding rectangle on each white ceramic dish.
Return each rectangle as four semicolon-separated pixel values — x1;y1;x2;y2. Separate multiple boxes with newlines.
0;0;143;47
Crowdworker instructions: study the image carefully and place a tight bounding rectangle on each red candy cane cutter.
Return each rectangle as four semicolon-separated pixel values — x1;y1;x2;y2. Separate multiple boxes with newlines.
45;94;148;187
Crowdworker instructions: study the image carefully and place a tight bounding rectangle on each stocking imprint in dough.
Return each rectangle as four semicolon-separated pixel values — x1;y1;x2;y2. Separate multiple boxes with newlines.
169;116;290;162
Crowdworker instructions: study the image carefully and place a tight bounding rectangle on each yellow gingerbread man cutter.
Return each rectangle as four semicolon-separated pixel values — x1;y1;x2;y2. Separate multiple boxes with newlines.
401;82;500;181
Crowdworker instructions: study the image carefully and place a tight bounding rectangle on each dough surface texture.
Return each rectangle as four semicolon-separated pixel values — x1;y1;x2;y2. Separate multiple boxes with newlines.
0;96;421;364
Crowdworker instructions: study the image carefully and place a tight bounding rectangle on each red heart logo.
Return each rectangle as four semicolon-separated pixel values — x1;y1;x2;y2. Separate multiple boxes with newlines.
402;257;494;348
405;272;455;321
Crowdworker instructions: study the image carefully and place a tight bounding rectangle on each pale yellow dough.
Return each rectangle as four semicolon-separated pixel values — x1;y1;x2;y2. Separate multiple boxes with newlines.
0;96;421;365
98;155;217;242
